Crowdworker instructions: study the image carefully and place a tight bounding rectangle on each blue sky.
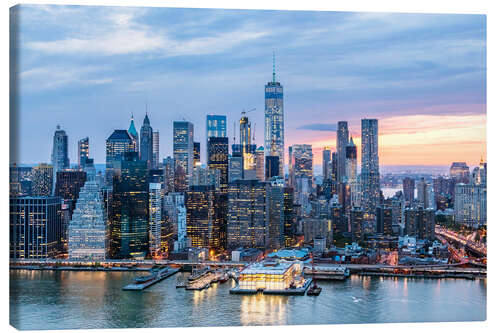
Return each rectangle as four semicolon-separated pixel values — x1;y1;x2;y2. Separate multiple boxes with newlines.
11;5;486;166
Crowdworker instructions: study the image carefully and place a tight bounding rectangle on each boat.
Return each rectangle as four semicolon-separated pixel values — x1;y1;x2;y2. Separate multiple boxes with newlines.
188;266;211;282
307;285;322;296
218;273;229;283
307;252;322;296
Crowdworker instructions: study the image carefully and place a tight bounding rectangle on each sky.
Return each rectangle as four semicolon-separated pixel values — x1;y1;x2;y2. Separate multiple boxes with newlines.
11;5;486;167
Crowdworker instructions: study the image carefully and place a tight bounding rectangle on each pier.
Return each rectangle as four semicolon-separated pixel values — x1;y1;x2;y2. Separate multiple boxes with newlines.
123;267;179;291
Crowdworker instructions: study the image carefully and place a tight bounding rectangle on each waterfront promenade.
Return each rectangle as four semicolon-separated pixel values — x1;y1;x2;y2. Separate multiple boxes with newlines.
10;258;486;279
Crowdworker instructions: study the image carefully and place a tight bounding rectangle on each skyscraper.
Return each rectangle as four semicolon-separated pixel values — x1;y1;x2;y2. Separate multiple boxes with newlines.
152;131;160;169
128;114;139;152
110;152;149;259
54;169;87;223
105;130;135;187
454;183;487;228
227;179;266;250
361;119;380;215
186;185;223;250
289;144;313;192
140;114;154;169
239;116;257;180
450;162;470;184
68;175;107;260
265;155;280;180
283;186;294;247
163;157;175;193
266;178;285;249
336;121;349;182
264;53;284;177
207;115;227;139
193;142;201;165
173;121;194;186
149;183;163;259
417;178;429;208
207;137;229;192
345;137;357;184
32;163;54;196
322;147;331;183
403;177;416;202
255;146;265;182
10;196;63;259
78;137;89;170
51;125;69;186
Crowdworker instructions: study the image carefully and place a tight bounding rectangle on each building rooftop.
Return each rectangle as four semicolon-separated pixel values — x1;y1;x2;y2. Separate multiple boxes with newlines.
108;130;133;141
241;261;294;275
268;248;309;260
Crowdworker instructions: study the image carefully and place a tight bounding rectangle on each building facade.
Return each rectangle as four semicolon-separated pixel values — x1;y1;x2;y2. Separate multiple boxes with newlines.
173;121;194;186
68;179;107;260
140;114;154;169
361;119;380;215
264;54;285;177
10;196;63;259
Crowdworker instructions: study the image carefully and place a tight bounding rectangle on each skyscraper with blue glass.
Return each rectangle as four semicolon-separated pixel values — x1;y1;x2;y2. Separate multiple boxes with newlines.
361;118;380;215
265;53;284;177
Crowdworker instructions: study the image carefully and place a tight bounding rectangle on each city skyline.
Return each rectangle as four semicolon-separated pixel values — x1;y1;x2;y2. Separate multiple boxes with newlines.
12;5;486;166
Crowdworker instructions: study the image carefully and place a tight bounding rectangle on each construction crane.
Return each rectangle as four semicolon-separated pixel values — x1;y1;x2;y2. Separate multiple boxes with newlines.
241;107;256;116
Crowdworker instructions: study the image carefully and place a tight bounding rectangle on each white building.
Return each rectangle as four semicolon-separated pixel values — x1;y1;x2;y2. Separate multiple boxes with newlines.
149;183;163;258
68;180;106;260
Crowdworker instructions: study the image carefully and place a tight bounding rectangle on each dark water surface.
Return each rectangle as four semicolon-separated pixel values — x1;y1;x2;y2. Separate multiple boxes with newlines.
10;270;486;330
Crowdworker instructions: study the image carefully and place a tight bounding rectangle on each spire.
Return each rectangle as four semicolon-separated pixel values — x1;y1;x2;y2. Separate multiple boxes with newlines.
143;112;150;126
128;113;138;139
272;51;276;83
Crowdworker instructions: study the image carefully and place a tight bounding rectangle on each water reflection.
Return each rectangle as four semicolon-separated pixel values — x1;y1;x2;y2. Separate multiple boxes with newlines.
240;294;288;326
10;270;486;330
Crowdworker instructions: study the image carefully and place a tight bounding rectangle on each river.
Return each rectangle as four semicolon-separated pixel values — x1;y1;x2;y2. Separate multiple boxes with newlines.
9;270;486;330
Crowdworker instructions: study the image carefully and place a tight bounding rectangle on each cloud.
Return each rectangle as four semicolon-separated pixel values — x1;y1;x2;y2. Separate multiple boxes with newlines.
24;6;269;56
20;65;113;90
297;123;338;132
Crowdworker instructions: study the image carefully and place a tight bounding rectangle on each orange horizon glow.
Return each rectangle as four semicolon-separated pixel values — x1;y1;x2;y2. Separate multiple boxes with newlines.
292;113;487;167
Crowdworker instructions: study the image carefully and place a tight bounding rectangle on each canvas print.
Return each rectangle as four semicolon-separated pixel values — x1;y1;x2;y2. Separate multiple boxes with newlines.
9;4;487;330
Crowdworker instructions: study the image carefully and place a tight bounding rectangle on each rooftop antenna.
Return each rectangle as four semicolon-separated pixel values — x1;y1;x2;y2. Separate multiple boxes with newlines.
272;50;276;83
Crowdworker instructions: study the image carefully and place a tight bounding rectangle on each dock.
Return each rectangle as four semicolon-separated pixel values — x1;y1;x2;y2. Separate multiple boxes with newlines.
123;267;179;291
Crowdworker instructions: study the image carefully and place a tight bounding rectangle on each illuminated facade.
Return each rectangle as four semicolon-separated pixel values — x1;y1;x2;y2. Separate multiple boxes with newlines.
149;183;163;258
264;53;284;178
207;137;229;192
32;163;53;196
283;186;294;247
237;261;298;291
173;121;194;186
68;180;107;260
376;205;393;236
186;185;223;250
289;144;313;191
10;196;63;259
206;115;227;141
78;137;89;170
110;152;149;259
345;137;357;184
227;179;266;250
266;178;284;249
163;156;175;193
152;131;160;169
255;146;265;182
